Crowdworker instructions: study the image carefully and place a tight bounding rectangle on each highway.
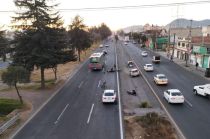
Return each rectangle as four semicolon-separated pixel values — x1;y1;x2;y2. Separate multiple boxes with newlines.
13;40;121;139
121;41;210;139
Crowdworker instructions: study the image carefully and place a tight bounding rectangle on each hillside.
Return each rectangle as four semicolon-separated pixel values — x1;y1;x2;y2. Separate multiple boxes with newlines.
166;18;210;29
121;25;143;33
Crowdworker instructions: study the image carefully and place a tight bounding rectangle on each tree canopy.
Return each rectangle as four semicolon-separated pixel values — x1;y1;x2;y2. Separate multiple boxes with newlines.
2;66;30;104
12;0;75;88
68;15;92;61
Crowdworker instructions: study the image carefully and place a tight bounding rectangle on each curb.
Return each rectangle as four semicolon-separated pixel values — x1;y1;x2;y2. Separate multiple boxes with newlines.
115;41;125;139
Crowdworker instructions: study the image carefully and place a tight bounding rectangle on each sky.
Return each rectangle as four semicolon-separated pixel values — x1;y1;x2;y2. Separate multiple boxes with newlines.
0;0;210;30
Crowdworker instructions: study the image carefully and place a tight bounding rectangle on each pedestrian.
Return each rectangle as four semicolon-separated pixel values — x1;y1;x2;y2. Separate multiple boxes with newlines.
196;62;198;70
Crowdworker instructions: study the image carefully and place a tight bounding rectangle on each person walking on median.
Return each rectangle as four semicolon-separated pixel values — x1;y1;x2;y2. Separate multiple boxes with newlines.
196;62;199;70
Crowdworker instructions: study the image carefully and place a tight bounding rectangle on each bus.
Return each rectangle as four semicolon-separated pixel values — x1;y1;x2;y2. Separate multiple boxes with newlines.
89;52;105;70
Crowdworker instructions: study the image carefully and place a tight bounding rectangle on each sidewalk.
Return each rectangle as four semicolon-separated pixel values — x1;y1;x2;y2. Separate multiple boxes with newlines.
152;50;210;81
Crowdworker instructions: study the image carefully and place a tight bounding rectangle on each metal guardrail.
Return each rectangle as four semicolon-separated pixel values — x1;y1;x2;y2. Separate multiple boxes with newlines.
0;113;20;134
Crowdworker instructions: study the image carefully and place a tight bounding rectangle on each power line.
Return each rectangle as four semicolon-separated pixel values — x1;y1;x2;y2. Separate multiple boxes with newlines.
0;0;210;13
59;0;210;11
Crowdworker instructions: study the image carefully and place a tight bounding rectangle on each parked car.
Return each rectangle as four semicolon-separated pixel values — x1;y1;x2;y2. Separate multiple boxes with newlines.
102;89;117;104
154;74;168;85
193;84;210;98
144;64;153;71
141;51;148;57
105;44;109;47
127;61;134;68
164;89;184;104
130;68;140;77
152;55;160;63
124;42;128;45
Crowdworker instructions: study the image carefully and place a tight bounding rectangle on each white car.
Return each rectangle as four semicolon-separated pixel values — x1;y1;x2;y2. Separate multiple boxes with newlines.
154;74;168;85
144;64;153;71
130;68;140;77
124;42;128;45
141;51;148;57
99;44;103;48
127;61;134;68
102;89;117;104
193;84;210;97
105;44;109;47
164;89;184;104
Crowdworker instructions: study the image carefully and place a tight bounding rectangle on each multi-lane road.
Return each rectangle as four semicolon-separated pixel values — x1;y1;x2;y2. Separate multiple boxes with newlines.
13;40;121;139
121;40;210;139
12;38;210;139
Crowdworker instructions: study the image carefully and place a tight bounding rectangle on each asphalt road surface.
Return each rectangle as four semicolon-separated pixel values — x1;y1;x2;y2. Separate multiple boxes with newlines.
13;40;121;139
122;41;210;139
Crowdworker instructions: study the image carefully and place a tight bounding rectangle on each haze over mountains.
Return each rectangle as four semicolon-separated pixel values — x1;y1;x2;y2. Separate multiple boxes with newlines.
121;18;210;32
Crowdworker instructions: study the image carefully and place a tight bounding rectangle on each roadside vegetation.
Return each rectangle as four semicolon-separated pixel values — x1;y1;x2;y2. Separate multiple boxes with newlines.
0;99;23;117
139;101;152;108
0;0;112;137
125;112;177;139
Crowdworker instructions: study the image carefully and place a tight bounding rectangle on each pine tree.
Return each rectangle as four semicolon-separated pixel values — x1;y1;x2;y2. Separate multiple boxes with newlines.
12;0;75;88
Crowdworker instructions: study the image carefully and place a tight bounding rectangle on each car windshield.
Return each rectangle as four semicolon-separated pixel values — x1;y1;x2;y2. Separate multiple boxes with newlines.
158;75;166;79
147;65;152;67
171;92;182;96
104;92;114;96
90;57;99;63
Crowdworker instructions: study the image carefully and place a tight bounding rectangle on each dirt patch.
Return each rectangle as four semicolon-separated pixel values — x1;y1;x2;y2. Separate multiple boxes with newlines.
125;113;178;139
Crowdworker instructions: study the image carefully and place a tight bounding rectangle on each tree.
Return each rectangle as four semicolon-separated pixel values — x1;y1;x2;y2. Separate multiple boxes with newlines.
12;0;75;88
68;15;92;62
98;23;112;40
0;29;9;62
1;66;30;104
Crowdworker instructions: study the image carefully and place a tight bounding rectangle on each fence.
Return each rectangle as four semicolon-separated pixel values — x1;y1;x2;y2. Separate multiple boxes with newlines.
0;113;20;134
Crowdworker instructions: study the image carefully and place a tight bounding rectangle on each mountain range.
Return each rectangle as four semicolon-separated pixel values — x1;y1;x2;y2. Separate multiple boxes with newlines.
165;18;210;29
121;18;210;32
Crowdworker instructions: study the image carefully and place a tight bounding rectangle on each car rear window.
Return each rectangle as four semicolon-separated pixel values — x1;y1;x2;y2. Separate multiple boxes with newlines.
147;65;152;67
171;92;182;96
158;76;166;79
104;92;114;96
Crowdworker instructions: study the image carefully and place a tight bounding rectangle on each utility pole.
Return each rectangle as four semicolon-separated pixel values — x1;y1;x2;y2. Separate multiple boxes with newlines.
167;25;171;58
171;33;176;61
186;19;192;67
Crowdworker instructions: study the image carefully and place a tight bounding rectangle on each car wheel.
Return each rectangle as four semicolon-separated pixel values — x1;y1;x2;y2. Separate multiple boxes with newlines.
194;90;198;95
167;98;170;103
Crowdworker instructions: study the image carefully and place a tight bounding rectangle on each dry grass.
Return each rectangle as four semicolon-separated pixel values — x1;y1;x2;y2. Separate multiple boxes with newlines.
30;42;100;83
137;113;177;139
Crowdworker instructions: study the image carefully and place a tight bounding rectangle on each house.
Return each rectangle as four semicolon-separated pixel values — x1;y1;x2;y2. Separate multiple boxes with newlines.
190;35;210;68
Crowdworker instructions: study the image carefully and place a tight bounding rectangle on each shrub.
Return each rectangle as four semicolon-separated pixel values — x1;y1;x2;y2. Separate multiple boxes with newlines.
0;99;23;116
139;101;152;108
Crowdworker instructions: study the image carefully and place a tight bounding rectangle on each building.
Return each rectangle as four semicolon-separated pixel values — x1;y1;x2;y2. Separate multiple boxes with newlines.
190;35;210;68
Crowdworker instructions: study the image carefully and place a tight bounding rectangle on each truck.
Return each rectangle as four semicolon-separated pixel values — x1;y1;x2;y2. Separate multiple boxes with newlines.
193;84;210;98
124;36;129;42
152;55;160;63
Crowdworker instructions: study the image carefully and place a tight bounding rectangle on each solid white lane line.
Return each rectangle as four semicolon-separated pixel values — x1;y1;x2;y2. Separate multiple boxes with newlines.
87;104;94;124
98;80;101;88
115;42;124;139
185;99;193;107
78;81;84;88
54;104;69;124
